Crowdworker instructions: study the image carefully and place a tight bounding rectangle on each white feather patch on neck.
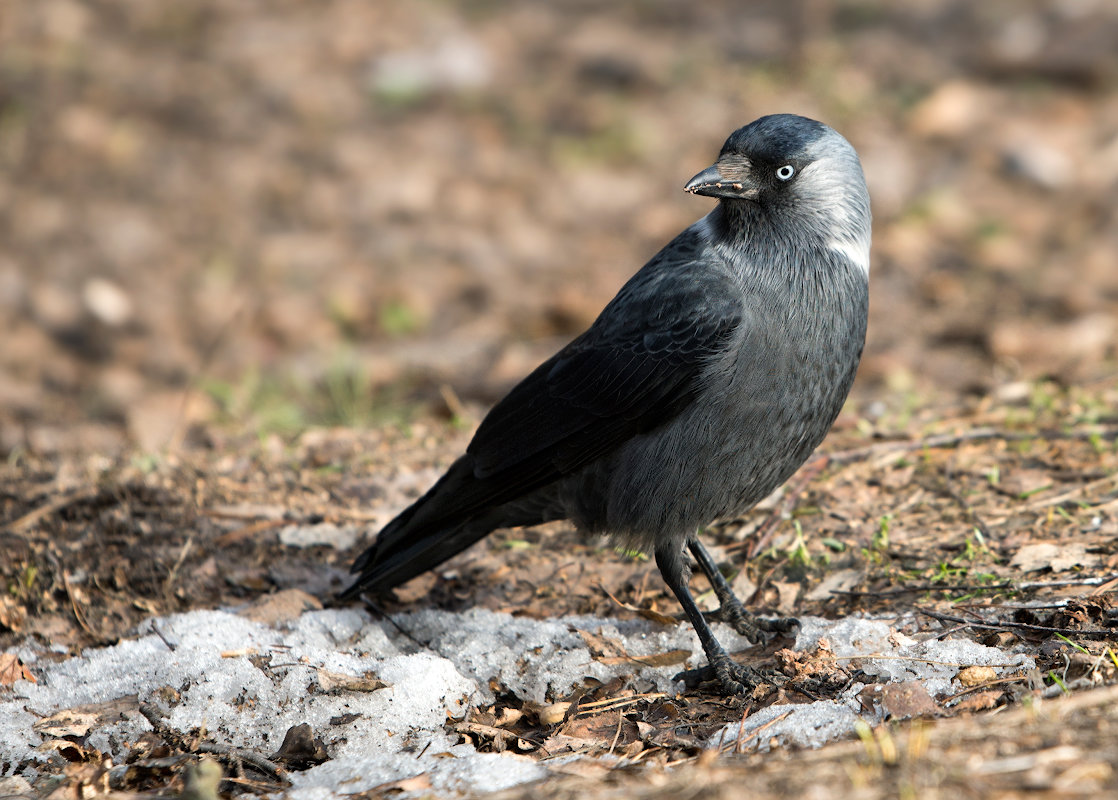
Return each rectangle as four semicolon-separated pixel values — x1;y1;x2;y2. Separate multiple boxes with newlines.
828;235;871;276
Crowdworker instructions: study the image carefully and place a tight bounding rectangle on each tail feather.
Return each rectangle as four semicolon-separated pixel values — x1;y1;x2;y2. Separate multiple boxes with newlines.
342;455;558;599
341;517;492;598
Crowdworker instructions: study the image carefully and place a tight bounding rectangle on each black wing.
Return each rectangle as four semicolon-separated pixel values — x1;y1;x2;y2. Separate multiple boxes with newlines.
469;282;740;483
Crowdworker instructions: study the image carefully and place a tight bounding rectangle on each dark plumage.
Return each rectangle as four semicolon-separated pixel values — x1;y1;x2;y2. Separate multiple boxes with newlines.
343;114;871;694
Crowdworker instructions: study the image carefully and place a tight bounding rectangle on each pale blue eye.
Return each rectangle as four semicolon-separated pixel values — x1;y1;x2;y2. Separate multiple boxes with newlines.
776;165;795;181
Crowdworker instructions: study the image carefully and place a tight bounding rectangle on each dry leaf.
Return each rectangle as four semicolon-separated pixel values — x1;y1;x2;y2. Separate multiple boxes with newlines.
33;710;99;739
453;721;533;753
0;653;34;685
560;709;627;743
316;668;390;693
574;628;628;660
36;739;94;764
878;681;939;720
776;639;844;680
32;696;137;737
239;588;323;625
773;581;800;615
365;773;431;794
952;690;1001;713
537;732;601;759
273;722;329;768
1009;542;1099;573
0;597;26;632
999;468;1053;499
806;568;865;601
598;585;678;625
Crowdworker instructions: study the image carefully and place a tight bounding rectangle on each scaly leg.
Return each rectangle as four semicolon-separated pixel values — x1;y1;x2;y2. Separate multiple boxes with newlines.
655;542;763;695
688;538;799;642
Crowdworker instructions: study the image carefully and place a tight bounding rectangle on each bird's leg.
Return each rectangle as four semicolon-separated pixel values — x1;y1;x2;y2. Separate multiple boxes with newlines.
689;537;761;642
688;538;799;641
655;543;763;695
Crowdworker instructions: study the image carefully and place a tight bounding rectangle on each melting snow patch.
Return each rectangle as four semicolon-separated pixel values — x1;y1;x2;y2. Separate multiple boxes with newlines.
714;700;862;752
708;615;1035;751
796;615;1034;697
2;609;1034;794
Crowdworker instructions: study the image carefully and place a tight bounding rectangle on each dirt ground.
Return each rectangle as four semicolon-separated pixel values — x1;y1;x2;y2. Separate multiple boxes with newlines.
2;0;1118;797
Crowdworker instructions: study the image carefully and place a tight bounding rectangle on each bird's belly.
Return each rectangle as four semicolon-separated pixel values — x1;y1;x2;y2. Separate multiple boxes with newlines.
584;351;856;545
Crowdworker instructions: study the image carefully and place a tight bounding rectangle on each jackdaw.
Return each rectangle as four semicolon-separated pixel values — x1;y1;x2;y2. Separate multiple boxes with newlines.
343;114;871;695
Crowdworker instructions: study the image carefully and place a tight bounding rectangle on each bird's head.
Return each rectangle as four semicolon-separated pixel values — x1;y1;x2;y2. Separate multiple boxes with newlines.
686;114;871;271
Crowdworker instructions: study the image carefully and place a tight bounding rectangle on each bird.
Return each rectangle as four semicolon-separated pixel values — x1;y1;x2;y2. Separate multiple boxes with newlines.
342;114;871;695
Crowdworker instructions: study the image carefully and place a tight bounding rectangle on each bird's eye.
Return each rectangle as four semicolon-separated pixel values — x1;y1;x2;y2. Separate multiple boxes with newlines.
776;165;795;181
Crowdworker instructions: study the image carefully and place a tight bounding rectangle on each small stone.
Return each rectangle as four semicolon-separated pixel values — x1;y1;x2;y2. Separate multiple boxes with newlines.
538;702;570;725
957;665;997;687
82;277;133;327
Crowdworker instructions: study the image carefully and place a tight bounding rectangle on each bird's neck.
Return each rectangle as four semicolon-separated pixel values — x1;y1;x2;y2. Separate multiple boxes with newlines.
711;199;869;272
705;200;871;288
710;199;761;239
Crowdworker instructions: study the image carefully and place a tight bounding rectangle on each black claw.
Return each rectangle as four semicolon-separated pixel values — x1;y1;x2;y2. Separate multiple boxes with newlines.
703;607;801;643
757;615;800;635
674;655;769;695
703;605;762;642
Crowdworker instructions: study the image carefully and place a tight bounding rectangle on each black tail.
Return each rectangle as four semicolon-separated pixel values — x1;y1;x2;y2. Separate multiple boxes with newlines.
340;456;556;599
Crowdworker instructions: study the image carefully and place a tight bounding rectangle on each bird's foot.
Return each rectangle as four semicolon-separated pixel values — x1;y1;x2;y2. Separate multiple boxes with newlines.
703;604;800;643
674;654;778;695
757;614;800;635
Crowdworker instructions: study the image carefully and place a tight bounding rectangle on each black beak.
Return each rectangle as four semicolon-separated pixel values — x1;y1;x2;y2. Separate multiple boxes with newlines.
684;164;758;200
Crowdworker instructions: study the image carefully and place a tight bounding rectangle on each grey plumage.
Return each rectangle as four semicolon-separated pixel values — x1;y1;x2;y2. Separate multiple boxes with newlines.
343;114;871;694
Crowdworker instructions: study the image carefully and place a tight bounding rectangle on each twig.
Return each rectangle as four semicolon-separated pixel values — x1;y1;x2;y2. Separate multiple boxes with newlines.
196;743;286;782
722;709;792;753
941;676;1025;703
832;652;1024;669
138;703;287;784
198;506;286;521
1018;573;1118;590
921;623;973;642
827;425;1118;466
151;623;177;652
359;597;431;650
627;745;661;764
597;583;677;625
213;518;288;546
834;573;1118;598
734;703;751;754
958;600;1105;611
164;534;194;596
1022;473;1118;511
575;692;667;717
832;582;1012;597
919;608;1118;639
2;486;100;535
607;712;625;757
62;570;95;638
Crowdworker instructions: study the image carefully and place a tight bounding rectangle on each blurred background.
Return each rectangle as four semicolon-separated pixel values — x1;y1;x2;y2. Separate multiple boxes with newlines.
1;0;1117;458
